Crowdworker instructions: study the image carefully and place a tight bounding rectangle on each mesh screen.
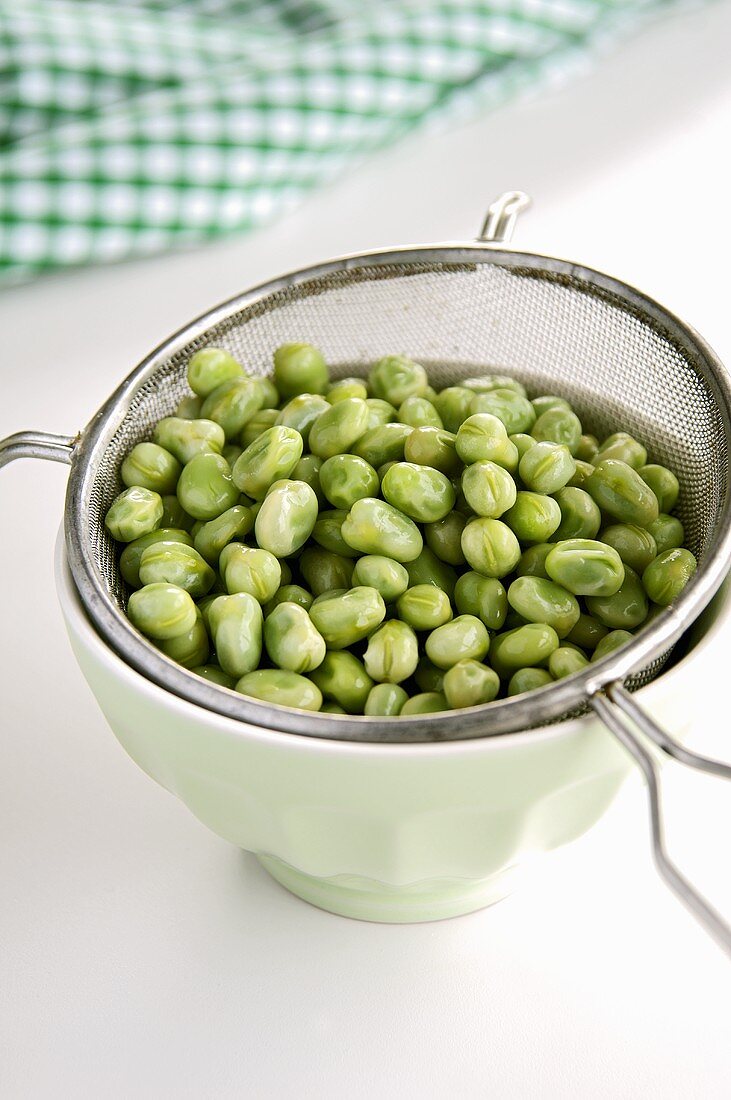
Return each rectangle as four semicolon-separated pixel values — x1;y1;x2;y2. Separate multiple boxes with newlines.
77;255;730;735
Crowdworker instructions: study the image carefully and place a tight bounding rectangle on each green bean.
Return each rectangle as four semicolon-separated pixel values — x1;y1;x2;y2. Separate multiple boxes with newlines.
177;452;239;520
153;417;225;464
232;425;303;500
638;464;680;513
545;539;625;597
507;667;553;696
596;432;647;469
326;377;368;403
255;478;319;556
353;423;413;467
396;585;453;630
299;547;354;595
548;646;589;680
433;386;474;433
424;512;467;566
648;514;685;555
642;548;697;606
600;523;657;574
502;492;561;543
531;407;582;455
309;651;374;713
471;389;536;434
550;487;601;541
128;582;198;640
400;692;447;715
309;586;386;649
320;454;379;509
273;342;329;397
236;669;323;711
208;592;263;677
585;459;659;528
157;608;210;668
264;602;326;673
191;664;236;689
200;378;265;440
490;623;559;677
275;393;330;444
121;442;181;495
425;615;490;669
341;497;423;561
363;620;419;683
382;461;456;523
461;517;521;578
308;397;370;459
188;346;244;397
193;504;253;564
159;495;195;531
453;572;507;630
139;541;216;597
403;426;461;475
443;660;500;709
519;441;575;494
120;528;193;588
461;461;517;518
398;396;443;428
507;576;580;638
105;486;163;542
351;555;409;601
240;407;279;448
364;683;409;716
369;354;428;405
591;629;634;662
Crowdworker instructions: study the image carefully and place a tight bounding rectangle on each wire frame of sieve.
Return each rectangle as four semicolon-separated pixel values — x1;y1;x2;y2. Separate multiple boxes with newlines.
63;243;731;744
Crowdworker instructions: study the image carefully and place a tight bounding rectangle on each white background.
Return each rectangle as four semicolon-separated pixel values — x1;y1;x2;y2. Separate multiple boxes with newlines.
2;4;731;1096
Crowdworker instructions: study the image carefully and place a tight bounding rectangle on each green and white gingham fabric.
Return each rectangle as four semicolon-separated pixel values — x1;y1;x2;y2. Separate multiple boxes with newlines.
0;0;680;282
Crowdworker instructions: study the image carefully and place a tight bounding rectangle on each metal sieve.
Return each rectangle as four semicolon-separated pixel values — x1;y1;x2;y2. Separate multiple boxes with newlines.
3;192;731;953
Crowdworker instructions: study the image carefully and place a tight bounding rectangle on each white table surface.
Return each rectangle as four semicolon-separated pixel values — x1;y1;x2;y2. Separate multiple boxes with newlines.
3;4;731;1097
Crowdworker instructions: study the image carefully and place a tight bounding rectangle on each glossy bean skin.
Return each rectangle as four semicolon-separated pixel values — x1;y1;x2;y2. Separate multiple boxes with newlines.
586;565;649;629
400;692;448;715
531;408;582;455
191;663;236;689
153;417;225;464
509;433;536;461
648;514;685;555
312;509;362;558
220;543;282;603
425;615;490;670
121;442;181;495
507;576;580;638
565;612;608;651
341;497;423;561
567;460;595;488
398;396;443;428
550;487;601;542
128;582;198;640
139;541;216;597
105;486;163;542
193;504;253;564
291;454;325;503
600;523;657;574
545;539;625;597
308;398;370;459
319;454;379;509
405;547;458;598
177;394;203;420
531;395;571;417
471;388;536;434
240;408;279;448
363;620;419;683
463;375;526;396
265;584;313;613
591;629;634;662
515;543;552;580
403;426;461;476
507;667;554;696
596;432;647;469
461;517;521;578
461;461;516;518
351;555;409;601
120;528;193;588
157;608;210;668
200;378;265;440
585;459;659;528
309;586;387;649
159;495;195;531
309;651;374;714
255;478;319;557
275;393;330;444
642;548;697;606
299;548;354;595
382;462;456;523
236;669;323;711
424;512;467;566
489;623;559;677
273;342;329;398
232;426;303;500
455;413;509;466
264;602;326;673
638;464;680;513
548;646;590;680
503;492;561;543
575;434;599;463
353;423;413;468
518;441;575;494
414;657;445;693
177;452;239;520
188;347;244;397
364;398;397;429
327;377;368;403
453;572;507;630
396;585;453;630
208;592;263;677
364;683;409;716
442;660;500;709
369;354;428;405
433;386;474;433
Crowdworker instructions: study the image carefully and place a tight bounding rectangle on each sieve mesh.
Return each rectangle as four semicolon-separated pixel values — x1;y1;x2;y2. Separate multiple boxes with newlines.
68;248;731;741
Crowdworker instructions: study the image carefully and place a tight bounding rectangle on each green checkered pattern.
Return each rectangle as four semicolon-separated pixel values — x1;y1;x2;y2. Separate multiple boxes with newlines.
0;0;680;282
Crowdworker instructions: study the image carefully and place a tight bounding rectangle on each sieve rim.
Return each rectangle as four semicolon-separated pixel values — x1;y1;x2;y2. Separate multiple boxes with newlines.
65;241;731;743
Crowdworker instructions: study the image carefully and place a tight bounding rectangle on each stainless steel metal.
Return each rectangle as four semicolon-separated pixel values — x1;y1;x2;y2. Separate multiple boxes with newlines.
477;190;531;243
0;431;76;468
591;690;731;959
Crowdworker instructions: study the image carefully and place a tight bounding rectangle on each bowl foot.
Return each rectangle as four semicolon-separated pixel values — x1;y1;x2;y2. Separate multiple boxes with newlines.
256;854;521;923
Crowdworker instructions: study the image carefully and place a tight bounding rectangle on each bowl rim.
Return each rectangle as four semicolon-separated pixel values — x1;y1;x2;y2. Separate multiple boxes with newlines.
55;528;731;759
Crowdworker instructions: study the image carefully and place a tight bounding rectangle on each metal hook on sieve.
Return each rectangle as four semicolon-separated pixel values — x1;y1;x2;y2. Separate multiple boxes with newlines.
477;191;531;244
0;431;76;469
591;685;731;958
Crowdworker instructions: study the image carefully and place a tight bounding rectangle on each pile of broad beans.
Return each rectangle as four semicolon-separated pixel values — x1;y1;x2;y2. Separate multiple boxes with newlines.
104;343;696;716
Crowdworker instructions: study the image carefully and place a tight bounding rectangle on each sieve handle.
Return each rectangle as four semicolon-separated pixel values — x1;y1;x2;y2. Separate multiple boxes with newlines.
591;684;731;959
0;431;76;469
